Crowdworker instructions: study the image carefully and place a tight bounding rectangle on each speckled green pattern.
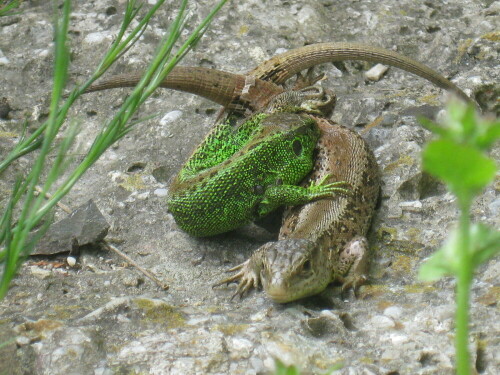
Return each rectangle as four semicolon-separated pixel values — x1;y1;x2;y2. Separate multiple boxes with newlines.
178;114;267;180
167;112;330;237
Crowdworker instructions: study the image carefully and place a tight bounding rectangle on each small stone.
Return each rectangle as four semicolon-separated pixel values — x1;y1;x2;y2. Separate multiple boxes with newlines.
16;336;31;346
137;192;150;200
250;310;266;322
30;199;109;256
67;256;77;267
399;200;423;211
84;31;110;44
489;197;500;216
381;348;400;361
30;266;51;280
154;188;168;197
116;314;131;323
383;306;403;319
160;110;183;125
122;274;142;287
390;333;409;345
229;337;253;359
365;63;389;81
249;357;265;374
369;315;396;329
0;49;9;66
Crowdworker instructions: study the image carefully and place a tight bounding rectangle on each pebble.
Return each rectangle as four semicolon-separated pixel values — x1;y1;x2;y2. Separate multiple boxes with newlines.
399;200;423;211
122;274;141;287
383;306;403;320
137;192;150;200
381;348;400;361
229;337;253;359
160;110;183;125
154;188;169;197
84;31;110;44
365;63;389;81
16;336;31;346
66;256;77;267
0;49;10;66
30;266;51;280
250;310;266;322
369;315;396;329
488;196;500;216
390;333;409;345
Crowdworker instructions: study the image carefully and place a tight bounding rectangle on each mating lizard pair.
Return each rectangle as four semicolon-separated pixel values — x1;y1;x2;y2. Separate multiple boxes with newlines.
85;43;473;303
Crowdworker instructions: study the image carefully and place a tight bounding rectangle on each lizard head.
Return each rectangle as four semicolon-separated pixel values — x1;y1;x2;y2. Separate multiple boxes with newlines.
259;238;331;303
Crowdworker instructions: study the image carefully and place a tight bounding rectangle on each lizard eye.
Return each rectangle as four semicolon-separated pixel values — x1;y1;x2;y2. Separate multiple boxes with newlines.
253;185;265;195
302;259;311;273
292;139;303;156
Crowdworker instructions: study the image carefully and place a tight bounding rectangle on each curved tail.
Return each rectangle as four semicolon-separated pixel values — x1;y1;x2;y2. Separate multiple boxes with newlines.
249;42;473;104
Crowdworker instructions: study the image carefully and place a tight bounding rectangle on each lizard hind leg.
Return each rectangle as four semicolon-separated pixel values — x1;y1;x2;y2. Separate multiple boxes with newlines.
292;67;326;90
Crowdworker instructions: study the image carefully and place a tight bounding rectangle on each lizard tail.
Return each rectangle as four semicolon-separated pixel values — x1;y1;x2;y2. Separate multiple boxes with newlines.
84;66;284;112
249;42;474;105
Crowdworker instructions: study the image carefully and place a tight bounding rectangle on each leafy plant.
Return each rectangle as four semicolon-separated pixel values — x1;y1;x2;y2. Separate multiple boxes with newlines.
418;102;500;374
0;0;228;299
0;0;22;17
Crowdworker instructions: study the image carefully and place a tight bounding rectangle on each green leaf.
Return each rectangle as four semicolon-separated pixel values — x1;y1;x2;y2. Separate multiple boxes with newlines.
469;223;500;268
476;118;500;150
419;227;462;280
418;116;449;138
419;247;454;281
419;102;500;151
422;140;496;201
273;359;301;375
419;224;500;281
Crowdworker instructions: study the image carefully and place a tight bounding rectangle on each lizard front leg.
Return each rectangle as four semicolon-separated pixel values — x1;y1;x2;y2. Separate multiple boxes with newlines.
334;236;370;295
213;244;269;299
258;174;350;217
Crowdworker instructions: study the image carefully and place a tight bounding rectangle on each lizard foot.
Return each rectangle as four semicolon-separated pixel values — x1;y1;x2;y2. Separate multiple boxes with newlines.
292;67;326;90
337;236;370;299
340;273;368;299
308;174;351;199
213;260;261;300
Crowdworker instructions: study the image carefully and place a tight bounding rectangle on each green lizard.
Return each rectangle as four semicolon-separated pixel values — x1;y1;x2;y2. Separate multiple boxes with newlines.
166;97;349;237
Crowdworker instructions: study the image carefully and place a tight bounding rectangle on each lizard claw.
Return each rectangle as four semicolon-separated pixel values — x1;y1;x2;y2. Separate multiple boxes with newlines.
309;174;352;198
340;273;368;299
293;67;326;90
213;259;261;300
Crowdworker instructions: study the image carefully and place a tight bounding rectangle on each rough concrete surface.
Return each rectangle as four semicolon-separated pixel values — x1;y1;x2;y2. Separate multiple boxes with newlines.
0;0;499;374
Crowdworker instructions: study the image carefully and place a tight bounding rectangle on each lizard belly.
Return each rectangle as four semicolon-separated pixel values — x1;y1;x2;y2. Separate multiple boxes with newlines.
281;118;380;246
261;118;380;302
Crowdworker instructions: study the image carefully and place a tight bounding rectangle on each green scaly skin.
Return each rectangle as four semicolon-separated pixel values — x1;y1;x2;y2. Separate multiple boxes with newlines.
167;107;347;237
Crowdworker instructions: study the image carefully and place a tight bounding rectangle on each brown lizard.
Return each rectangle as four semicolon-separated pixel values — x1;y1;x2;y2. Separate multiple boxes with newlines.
214;43;473;302
215;113;380;302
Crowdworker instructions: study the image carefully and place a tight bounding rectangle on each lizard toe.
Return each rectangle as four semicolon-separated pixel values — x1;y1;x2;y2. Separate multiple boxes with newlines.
340;274;368;299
